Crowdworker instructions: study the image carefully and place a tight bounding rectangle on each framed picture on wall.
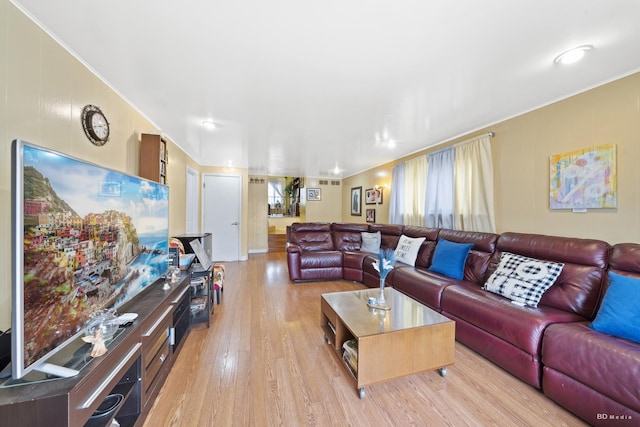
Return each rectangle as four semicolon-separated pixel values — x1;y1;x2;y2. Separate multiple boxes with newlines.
366;208;375;223
365;187;383;205
351;186;362;216
307;188;321;201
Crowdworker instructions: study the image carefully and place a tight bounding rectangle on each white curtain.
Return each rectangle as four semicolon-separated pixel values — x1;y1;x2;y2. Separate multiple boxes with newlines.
403;155;428;226
388;163;405;224
454;135;496;232
425;147;455;228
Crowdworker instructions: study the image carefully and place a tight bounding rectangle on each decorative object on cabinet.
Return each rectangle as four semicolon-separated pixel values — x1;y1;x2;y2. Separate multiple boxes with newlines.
81;104;110;146
173;233;213;264
139;133;168;184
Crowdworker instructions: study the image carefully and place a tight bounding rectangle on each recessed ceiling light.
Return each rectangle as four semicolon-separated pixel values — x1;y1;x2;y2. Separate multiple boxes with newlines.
202;120;221;129
554;45;593;65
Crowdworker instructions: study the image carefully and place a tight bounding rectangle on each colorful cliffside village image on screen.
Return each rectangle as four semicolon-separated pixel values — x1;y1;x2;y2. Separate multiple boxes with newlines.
14;141;169;377
549;144;617;210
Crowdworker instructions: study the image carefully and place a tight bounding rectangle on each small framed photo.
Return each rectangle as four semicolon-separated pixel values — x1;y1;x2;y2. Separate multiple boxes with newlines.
351;186;362;216
366;208;376;223
365;187;383;205
307;188;321;201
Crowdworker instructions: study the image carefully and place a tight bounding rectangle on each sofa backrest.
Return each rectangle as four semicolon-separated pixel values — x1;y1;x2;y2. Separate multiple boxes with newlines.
438;229;499;284
368;224;403;250
604;242;640;295
491;232;610;319
331;223;370;251
289;222;335;251
401;226;440;268
608;243;640;275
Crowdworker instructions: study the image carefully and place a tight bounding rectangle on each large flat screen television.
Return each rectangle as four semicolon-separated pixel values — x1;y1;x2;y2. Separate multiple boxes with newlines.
11;139;170;380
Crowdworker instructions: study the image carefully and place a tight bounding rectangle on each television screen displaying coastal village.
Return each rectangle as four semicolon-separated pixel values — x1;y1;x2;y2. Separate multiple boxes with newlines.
21;144;169;367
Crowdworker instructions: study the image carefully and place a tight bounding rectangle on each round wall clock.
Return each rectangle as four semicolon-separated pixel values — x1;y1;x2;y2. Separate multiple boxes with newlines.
81;104;110;146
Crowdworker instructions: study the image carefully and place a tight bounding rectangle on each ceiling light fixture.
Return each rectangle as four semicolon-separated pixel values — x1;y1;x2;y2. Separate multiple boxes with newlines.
202;120;220;129
554;45;593;65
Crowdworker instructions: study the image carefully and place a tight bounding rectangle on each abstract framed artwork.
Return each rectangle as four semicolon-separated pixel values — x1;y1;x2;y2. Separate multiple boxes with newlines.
307;188;321;201
549;144;617;210
351;186;362;216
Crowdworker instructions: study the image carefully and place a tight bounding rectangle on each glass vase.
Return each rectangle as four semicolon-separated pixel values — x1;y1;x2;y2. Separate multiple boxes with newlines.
378;277;387;307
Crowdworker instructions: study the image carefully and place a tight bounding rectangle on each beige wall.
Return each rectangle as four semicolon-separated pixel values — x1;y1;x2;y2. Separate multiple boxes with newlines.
302;178;343;223
0;1;203;329
344;72;640;244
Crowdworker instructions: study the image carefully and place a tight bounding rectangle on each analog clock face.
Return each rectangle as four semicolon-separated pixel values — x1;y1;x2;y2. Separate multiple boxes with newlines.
91;112;109;140
81;104;110;146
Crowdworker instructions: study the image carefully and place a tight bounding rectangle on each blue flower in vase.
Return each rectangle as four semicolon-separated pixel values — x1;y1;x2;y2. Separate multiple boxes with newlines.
372;248;396;280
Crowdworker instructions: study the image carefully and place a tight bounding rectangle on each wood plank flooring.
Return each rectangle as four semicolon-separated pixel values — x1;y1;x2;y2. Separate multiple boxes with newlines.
143;253;587;427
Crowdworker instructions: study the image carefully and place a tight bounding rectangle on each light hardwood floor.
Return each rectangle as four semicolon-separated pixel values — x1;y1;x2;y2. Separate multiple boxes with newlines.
143;253;587;427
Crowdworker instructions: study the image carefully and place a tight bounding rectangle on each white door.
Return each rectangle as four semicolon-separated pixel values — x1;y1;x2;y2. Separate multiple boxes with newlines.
203;174;241;261
185;166;198;234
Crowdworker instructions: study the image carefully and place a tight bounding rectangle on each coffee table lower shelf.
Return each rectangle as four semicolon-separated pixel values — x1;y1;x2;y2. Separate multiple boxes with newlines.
320;290;455;399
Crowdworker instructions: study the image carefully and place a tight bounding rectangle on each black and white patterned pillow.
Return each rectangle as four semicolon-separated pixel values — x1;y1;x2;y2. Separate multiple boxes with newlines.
484;252;564;307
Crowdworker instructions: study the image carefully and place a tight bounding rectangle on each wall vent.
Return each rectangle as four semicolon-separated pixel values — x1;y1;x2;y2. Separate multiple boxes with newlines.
331;180;341;186
319;179;329;185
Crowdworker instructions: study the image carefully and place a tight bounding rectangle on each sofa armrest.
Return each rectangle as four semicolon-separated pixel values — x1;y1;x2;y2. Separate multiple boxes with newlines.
287;243;302;254
287;247;302;281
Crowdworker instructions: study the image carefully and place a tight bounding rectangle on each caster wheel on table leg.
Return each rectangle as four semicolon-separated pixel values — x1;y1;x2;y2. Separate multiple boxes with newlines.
439;367;447;378
359;387;365;399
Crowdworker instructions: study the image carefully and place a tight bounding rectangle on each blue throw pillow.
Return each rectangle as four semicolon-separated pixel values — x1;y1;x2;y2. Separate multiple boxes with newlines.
428;238;473;280
590;272;640;344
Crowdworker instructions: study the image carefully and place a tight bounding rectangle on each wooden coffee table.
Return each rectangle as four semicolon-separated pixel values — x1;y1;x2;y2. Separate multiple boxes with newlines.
321;287;455;399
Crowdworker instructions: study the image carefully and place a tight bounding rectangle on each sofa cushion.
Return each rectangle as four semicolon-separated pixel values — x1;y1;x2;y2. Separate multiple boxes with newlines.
428;238;473;280
393;268;458;310
300;251;343;268
369;223;403;250
590;272;640;344
543;322;640;414
290;222;335;251
441;283;584;355
484;252;564;307
489;232;609;318
394;235;426;266
437;229;499;283
331;223;370;251
401;226;439;268
360;231;381;253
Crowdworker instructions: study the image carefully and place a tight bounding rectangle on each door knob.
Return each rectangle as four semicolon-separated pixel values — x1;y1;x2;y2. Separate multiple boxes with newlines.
231;221;238;226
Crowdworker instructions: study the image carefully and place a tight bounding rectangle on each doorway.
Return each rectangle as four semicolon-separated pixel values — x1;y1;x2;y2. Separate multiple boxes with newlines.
203;174;241;261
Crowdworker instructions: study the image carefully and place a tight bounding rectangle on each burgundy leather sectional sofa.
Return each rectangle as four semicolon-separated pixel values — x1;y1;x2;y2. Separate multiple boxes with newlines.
286;222;640;425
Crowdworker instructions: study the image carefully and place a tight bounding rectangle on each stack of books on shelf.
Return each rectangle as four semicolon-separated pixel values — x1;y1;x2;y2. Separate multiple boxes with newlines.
342;339;358;377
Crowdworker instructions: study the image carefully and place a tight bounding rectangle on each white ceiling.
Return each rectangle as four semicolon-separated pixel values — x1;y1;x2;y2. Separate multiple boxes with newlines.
12;0;640;178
